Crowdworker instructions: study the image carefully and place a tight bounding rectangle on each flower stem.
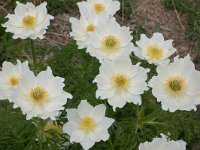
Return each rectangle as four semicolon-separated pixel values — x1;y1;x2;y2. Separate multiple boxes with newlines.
30;39;37;73
132;106;140;142
38;119;44;150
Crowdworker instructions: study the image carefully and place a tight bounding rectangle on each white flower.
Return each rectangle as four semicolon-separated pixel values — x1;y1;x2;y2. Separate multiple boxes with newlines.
149;55;200;112
0;60;30;101
139;134;186;150
133;33;176;65
70;10;114;49
87;21;134;62
93;57;149;111
63;100;114;150
2;1;54;39
78;0;120;16
10;67;72;120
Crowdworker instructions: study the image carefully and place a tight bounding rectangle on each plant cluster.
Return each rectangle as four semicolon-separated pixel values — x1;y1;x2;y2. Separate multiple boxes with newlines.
0;0;200;150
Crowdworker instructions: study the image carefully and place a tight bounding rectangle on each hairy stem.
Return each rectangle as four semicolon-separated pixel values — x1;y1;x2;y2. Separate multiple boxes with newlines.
30;39;37;73
38;119;44;150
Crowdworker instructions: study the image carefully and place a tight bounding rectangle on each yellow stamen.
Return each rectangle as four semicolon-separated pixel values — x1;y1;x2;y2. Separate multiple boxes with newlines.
8;76;19;87
147;45;163;60
112;73;130;90
22;15;37;28
29;87;48;104
102;35;120;53
165;76;186;96
93;3;105;14
86;24;96;32
79;117;96;133
8;75;19;87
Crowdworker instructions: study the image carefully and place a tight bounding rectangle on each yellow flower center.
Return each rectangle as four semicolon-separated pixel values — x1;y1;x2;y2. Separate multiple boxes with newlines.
79;117;96;133
86;24;96;32
8;76;19;87
147;45;163;60
112;73;130;89
44;122;63;138
165;76;186;95
93;3;105;14
197;93;200;98
22;15;37;28
102;35;120;53
29;87;48;104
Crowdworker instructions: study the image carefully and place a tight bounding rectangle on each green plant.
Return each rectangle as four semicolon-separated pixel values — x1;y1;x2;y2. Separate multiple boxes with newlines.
0;15;24;63
119;0;133;19
47;42;200;150
0;0;200;150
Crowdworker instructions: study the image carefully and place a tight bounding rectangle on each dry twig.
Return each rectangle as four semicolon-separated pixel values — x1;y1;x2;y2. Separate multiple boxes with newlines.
171;0;185;32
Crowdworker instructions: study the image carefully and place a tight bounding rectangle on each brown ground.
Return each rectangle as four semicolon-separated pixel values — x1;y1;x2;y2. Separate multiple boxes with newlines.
40;0;199;70
130;0;192;57
0;0;197;59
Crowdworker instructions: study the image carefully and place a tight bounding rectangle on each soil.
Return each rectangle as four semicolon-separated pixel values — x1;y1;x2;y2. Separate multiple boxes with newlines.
1;0;197;61
39;0;199;70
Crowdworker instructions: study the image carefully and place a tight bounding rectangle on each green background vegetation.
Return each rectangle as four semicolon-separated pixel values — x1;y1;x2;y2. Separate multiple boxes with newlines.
0;0;200;149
